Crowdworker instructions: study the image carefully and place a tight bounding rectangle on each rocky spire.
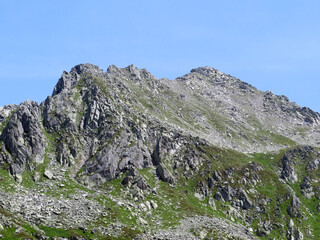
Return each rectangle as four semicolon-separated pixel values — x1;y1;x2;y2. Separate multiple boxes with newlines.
52;63;103;96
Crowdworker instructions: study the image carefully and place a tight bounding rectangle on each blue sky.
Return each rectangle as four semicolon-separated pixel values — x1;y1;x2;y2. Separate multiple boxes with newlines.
0;0;319;112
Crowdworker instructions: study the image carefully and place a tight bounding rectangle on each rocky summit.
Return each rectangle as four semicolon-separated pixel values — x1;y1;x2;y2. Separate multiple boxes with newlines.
0;63;319;240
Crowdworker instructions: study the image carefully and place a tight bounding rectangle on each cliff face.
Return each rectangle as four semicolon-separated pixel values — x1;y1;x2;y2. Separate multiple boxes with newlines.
0;63;319;239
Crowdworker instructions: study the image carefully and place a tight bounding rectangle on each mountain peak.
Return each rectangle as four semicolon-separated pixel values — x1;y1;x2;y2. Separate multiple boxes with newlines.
49;62;319;150
52;63;103;97
70;63;103;75
190;66;221;76
107;64;157;82
1;63;320;239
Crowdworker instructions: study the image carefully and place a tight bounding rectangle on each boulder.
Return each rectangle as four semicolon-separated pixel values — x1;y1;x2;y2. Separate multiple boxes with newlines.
306;158;320;171
156;164;174;184
9;164;23;183
44;170;54;180
280;154;297;183
212;171;222;182
300;177;314;199
238;190;253;210
220;185;237;202
214;191;224;201
287;195;301;218
208;197;216;210
295;229;304;240
150;200;158;209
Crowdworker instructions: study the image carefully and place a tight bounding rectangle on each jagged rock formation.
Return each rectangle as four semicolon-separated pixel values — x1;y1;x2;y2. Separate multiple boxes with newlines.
0;63;319;239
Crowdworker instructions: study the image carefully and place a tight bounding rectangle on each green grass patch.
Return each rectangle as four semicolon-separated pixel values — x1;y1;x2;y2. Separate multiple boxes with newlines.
39;226;91;238
0;168;16;192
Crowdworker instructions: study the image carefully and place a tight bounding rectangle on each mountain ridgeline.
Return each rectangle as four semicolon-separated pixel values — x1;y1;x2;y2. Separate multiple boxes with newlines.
0;63;319;239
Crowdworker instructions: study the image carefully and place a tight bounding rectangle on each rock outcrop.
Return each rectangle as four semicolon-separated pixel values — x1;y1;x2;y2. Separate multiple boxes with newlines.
0;63;319;239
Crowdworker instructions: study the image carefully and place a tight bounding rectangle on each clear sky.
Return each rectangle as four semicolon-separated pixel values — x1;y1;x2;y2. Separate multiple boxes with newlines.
1;0;319;112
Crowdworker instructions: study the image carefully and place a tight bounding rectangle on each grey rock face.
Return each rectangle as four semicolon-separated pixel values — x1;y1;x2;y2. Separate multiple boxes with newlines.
0;63;320;239
0;100;45;182
156;164;174;184
52;63;103;96
220;185;237;202
9;164;22;183
300;176;314;199
295;229;304;240
3;63;318;185
0;104;18;126
287;195;301;218
306;158;320;171
214;185;253;210
280;153;298;183
280;146;318;185
238;190;253;210
122;166;149;190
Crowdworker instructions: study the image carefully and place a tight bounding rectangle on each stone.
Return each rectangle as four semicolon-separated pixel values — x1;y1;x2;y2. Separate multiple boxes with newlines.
287;195;301;218
238;190;253;210
15;227;23;233
1;100;45;173
156;164;174;184
208;197;216;210
288;219;294;228
194;192;205;201
220;185;237;202
214;191;224;201
280;154;298;183
150;200;158;209
33;172;40;182
9;164;22;183
138;217;148;225
300;177;314;199
139;203;148;212
44;170;54;180
199;230;208;239
306;158;320;171
295;229;304;240
15;173;23;184
145;201;152;211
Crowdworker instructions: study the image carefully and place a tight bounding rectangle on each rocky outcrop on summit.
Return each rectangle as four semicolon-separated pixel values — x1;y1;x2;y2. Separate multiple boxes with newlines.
44;63;320;156
47;64;320;152
52;63;104;96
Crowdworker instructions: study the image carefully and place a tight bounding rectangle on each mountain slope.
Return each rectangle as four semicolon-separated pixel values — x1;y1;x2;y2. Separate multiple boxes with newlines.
0;63;319;239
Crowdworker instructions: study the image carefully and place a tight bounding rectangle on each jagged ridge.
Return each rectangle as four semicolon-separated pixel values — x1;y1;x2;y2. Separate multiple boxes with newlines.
0;63;319;239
